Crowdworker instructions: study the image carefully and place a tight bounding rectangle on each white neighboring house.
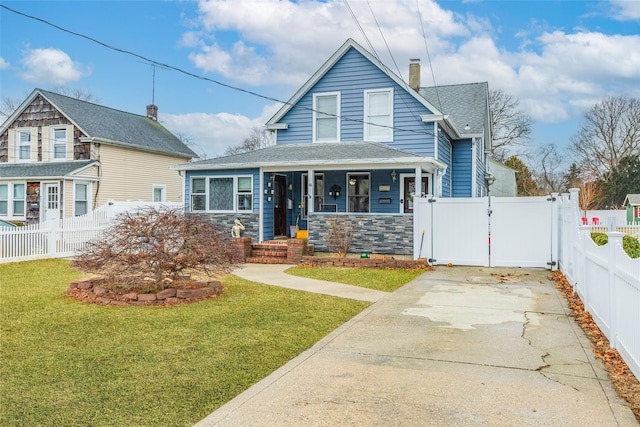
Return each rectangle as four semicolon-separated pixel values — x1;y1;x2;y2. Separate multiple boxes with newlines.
0;89;197;224
487;158;517;197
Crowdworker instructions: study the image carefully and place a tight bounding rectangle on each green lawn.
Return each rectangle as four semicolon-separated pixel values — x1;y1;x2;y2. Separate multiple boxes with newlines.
0;259;369;427
285;265;427;292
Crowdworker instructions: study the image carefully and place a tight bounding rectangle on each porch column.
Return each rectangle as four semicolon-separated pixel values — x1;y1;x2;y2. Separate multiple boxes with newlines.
414;167;422;197
307;169;315;213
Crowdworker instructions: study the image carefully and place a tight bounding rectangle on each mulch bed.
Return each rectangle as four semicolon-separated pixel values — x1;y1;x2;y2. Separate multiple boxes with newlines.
552;270;640;421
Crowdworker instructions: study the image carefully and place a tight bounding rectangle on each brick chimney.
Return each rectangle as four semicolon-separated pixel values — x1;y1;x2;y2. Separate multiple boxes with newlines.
409;58;420;92
146;104;158;121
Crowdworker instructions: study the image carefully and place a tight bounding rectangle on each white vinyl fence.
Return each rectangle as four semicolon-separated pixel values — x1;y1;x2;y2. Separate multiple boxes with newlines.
559;189;640;381
0;201;181;263
413;195;558;268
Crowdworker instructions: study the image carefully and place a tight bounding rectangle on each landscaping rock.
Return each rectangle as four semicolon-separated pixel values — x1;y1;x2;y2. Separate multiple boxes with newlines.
137;293;157;302
156;288;177;300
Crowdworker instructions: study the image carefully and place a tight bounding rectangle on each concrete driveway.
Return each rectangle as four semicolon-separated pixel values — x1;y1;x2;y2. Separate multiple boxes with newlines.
196;265;637;426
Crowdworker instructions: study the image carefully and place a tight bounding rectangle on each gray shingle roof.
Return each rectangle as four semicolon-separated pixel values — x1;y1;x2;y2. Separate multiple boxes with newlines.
624;194;640;206
0;161;97;178
420;82;489;135
174;140;442;171
38;90;197;158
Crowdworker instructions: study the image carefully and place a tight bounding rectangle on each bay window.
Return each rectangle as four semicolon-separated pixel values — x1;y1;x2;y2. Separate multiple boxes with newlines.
190;176;253;212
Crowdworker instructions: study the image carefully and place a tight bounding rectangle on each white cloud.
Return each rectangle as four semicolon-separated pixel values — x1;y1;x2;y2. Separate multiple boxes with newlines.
0;57;9;70
159;103;280;158
610;0;640;20
19;48;87;85
180;0;640;132
188;0;467;86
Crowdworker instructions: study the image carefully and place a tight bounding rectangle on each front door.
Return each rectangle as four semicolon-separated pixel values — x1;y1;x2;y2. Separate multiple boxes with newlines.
273;174;287;237
403;177;429;213
43;183;61;222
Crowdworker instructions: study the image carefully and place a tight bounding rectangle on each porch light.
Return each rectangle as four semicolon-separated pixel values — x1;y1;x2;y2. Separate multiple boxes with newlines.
391;170;397;182
329;185;341;199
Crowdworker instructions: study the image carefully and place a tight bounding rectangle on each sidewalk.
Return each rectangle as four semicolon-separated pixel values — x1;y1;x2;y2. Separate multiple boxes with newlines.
196;265;637;426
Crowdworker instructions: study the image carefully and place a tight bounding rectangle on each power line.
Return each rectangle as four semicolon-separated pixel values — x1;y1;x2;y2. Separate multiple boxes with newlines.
415;0;442;111
0;4;438;138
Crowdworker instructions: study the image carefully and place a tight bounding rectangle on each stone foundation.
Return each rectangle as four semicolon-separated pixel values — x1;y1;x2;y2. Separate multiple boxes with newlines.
301;255;430;269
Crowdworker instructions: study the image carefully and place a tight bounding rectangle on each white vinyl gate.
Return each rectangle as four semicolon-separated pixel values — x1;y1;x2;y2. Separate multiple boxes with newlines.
413;196;559;268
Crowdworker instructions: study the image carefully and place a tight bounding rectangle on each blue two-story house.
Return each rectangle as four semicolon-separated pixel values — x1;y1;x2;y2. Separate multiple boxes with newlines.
174;39;492;255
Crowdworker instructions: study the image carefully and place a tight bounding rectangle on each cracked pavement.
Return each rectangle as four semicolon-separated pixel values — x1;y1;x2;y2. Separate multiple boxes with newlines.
197;266;637;427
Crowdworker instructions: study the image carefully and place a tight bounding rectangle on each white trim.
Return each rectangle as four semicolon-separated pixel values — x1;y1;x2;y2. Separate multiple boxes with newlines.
301;172;325;218
0;181;26;219
189;175;254;213
346;172;370;213
73;181;92;216
363;88;393;142
312;91;341;143
14;128;33;163
471;138;477;197
50;125;71;162
152;184;166;203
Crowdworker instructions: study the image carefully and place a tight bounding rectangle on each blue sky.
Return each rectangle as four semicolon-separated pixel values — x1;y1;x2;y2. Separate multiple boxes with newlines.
1;0;639;160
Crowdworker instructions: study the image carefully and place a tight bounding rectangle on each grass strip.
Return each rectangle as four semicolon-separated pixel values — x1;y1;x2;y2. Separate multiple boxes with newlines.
285;266;426;292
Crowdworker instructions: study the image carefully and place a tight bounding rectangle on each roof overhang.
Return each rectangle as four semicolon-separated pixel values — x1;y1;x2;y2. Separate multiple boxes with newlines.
173;156;446;174
90;137;194;159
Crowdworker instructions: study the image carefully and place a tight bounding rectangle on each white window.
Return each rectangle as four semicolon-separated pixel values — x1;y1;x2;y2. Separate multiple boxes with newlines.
0;183;26;217
364;88;393;141
190;176;253;212
52;128;67;160
152;184;166;202
0;184;7;216
301;174;324;218
347;173;370;213
74;182;90;216
313;92;340;142
16;130;31;162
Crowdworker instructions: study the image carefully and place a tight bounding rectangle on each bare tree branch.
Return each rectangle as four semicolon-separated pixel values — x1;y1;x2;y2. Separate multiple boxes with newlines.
489;89;532;162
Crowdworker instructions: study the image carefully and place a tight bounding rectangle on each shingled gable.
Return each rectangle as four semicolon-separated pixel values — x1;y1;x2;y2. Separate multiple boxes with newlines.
266;38;447;130
172;140;446;171
0;89;196;159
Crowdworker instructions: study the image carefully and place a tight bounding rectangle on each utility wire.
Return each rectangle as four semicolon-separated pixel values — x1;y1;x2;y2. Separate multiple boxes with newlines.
0;4;439;138
415;0;443;112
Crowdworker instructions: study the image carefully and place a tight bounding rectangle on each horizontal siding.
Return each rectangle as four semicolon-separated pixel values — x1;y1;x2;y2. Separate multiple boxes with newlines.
437;133;452;197
451;140;472;197
96;145;187;206
277;47;436;156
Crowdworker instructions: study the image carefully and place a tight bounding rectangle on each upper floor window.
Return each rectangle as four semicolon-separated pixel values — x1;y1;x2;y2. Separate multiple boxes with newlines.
190;176;253;212
52;128;67;160
313;92;340;142
16;130;31;162
364;88;393;141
